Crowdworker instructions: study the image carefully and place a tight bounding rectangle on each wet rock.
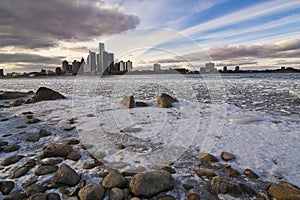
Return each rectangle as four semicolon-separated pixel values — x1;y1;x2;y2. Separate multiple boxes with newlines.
12;166;29;178
28;193;47;200
47;193;61;200
0;140;9;146
63;126;76;131
121;96;134;108
66;151;81;161
15;125;27;129
27;118;40;124
199;152;219;163
25;184;47;197
187;193;201;200
3;143;19;153
161;166;176;174
239;183;256;196
22;111;34;115
102;171;127;189
110;187;124;200
268;182;300;200
78;184;105;200
210;176;242;197
157;93;178;108
35;165;58;175
2;155;24;166
29;87;65;103
183;184;194;190
66;138;80;145
0;181;14;195
68;187;80;197
39;129;51;137
257;192;270;200
221;152;236;161
120;127;142;133
22;177;38;188
130;170;174;198
117;143;126;149
158;195;176;200
43;144;73;158
244;169;259;179
0;91;33;100
23;159;36;168
135;101;148;107
3;192;26;200
10;99;25;107
52;164;80;186
26;134;40;142
195;168;216;178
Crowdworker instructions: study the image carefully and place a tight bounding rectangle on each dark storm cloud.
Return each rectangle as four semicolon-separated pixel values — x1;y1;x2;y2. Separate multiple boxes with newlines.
216;60;258;67
151;39;300;65
0;53;63;64
0;0;140;48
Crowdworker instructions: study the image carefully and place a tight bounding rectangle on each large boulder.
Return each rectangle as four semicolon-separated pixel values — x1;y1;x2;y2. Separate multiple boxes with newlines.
0;181;15;195
78;184;105;200
29;87;65;103
52;164;80;186
102;171;127;189
268;182;300;200
0;91;33;100
210;176;242;197
121;96;134;108
2;155;24;166
157;93;178;108
43;144;73;158
130;170;174;198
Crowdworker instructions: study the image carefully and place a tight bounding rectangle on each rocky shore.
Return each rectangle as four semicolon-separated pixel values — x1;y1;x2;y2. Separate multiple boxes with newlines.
1;88;300;200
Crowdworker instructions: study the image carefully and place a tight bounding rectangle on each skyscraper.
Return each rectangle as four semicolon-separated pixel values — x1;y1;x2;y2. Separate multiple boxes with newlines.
98;42;105;74
126;60;133;72
153;63;161;71
88;51;96;74
108;53;114;73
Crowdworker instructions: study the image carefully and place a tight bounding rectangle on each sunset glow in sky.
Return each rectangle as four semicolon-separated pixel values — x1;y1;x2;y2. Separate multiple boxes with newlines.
1;0;300;72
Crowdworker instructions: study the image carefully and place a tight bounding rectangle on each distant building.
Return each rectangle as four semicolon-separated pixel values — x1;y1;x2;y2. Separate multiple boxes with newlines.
223;66;228;72
0;69;4;76
55;67;62;75
108;53;114;73
119;61;125;71
200;62;217;73
235;66;240;72
72;58;84;75
88;51;97;74
153;63;161;71
126;60;133;72
98;42;105;73
62;60;68;72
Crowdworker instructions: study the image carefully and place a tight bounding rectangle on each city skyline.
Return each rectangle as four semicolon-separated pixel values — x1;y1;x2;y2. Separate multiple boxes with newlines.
0;0;300;73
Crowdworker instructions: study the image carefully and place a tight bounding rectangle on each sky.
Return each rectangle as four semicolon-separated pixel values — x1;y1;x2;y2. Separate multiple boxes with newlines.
1;0;300;73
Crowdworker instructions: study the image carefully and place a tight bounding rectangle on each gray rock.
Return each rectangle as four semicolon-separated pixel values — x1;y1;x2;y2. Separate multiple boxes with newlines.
210;176;242;197
195;168;216;178
2;155;24;166
157;93;178;108
10;99;25;107
3;192;26;200
23;159;36;168
29;87;65;103
135;101;148;107
35;165;58;175
66;151;81;161
28;193;47;200
0;91;33;100
110;187;124;200
47;193;61;200
3;143;19;153
120;127;142;133
27;118;40;124
43;144;73;158
25;184;47;197
52;164;80;186
130;170;174;198
121;96;134;108
12;166;29;178
78;184;105;200
66;138;80;145
102;171;127;189
0;181;14;195
26;134;40;142
39;129;51;137
0;140;9;146
221;151;236;161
